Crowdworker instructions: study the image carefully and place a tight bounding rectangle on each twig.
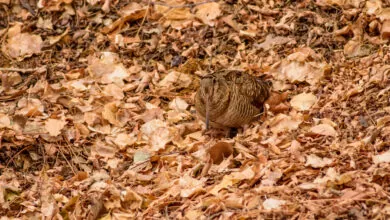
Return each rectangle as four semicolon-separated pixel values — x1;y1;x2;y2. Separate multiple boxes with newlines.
6;145;33;168
136;0;151;38
0;66;46;73
152;0;217;8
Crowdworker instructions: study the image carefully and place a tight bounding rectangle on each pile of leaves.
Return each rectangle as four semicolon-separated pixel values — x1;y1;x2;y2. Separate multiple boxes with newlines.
1;0;390;218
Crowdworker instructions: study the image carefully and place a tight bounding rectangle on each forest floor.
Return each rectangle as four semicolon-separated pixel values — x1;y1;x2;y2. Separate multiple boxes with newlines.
1;0;390;219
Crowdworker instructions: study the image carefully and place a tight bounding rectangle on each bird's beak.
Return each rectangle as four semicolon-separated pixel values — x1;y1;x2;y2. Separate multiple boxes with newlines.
205;97;210;130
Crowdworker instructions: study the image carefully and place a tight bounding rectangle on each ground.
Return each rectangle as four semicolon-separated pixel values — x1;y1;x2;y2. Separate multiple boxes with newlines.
1;0;390;219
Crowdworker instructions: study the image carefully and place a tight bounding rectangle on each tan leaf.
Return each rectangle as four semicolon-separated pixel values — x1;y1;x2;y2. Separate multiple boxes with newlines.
365;0;382;15
373;150;390;164
344;40;372;58
156;0;193;21
91;140;117;158
168;97;189;111
16;98;45;117
305;154;332;168
102;102;121;126
210;175;234;195
309;124;338;137
195;2;221;26
87;52;130;85
2;23;43;60
159;71;192;89
185;210;203;220
48;27;69;45
45;119;67;136
37;0;73;11
133;151;150;163
103;84;124;100
272;49;330;85
256;34;295;51
113;133;137;150
290;93;317;111
0;114;11;129
269;113;302;133
149;127;173;151
263;198;286;210
179;175;205;198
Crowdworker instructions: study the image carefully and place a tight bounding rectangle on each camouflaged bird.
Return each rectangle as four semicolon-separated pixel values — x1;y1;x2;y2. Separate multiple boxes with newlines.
194;70;271;130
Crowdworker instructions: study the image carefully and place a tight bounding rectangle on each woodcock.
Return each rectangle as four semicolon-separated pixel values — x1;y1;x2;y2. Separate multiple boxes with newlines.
194;70;271;130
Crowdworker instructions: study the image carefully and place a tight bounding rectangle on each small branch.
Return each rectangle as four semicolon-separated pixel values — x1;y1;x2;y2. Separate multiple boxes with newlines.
136;0;151;38
0;66;46;73
152;0;216;8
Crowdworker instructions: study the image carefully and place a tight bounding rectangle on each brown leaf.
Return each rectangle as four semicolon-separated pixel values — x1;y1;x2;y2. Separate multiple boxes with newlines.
290;92;317;111
207;142;234;164
309;124;338;137
194;2;221;26
45;118;67;136
2;23;43;60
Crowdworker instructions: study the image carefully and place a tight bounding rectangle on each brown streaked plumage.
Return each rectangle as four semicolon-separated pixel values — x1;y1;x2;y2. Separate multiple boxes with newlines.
194;70;271;130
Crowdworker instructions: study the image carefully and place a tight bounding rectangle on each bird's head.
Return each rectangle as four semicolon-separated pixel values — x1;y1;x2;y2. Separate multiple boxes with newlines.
200;76;216;98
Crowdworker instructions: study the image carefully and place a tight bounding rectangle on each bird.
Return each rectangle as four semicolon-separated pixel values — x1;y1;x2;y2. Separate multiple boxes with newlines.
194;70;271;134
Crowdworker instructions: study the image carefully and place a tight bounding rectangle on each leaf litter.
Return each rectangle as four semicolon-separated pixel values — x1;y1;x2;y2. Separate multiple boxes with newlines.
1;0;390;219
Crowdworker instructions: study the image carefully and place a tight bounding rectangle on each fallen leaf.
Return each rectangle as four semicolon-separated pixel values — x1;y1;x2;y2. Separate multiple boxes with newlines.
159;71;192;89
305;154;333;168
365;0;382;15
113;133;137;150
207;142;234;164
45;119;67;136
16;98;45;117
103;84;124;100
2;23;43;60
269;113;303;133
309;124;338;137
91;140;117;158
194;2;221;26
256;34;295;51
133;151;150;163
149;127;172;151
87;52;130;86
102;102;121;126
373;150;390;164
0;114;11;129
344;40;373;57
262;198;286;210
169;97;189;111
290;93;317;111
179;175;205;198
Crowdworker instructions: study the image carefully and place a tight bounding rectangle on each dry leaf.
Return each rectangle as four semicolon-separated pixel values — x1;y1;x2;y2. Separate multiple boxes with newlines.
113;133;137;149
2;23;43;60
194;2;221;26
45;119;67;136
309;124;338;137
290;93;317;111
269;113;303;133
262;198;286;210
168;97;189;111
373;150;390;164
16;98;45;117
159;71;192;89
305;154;333;168
87;52;130;85
179;175;205;198
102;102;121;126
207;142;234;164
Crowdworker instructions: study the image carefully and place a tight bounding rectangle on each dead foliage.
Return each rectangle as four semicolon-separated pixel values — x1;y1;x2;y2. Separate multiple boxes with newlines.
1;0;390;219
